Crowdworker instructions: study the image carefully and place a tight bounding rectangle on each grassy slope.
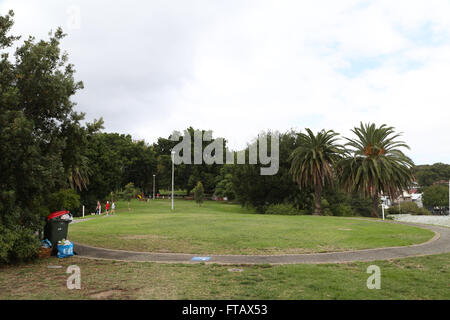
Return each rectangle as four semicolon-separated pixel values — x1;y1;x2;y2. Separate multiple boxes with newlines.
68;200;433;255
0;254;449;299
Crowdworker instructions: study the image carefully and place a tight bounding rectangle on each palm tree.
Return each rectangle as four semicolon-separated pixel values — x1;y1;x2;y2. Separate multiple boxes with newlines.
290;129;344;215
67;160;91;191
339;123;414;218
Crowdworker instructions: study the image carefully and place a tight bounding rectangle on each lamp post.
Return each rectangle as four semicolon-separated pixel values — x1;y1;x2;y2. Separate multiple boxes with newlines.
153;174;156;200
171;150;175;211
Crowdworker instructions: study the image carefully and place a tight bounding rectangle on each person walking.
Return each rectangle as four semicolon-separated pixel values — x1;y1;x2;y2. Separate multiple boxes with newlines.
111;201;116;215
96;201;101;215
105;201;110;216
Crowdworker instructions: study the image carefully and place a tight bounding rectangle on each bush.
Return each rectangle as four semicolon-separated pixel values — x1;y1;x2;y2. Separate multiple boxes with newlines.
47;189;80;212
0;223;40;264
331;203;356;216
193;181;205;206
265;203;304;215
387;202;431;215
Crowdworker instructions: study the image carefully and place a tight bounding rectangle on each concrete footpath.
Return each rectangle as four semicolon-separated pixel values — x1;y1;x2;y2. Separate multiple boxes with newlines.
74;221;450;265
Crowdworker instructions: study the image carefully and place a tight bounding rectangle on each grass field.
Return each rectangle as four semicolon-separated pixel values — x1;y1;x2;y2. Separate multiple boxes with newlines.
1;199;448;300
1;254;449;299
68;200;434;255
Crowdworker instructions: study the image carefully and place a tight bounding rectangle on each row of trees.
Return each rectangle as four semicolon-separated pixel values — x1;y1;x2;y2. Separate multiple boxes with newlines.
412;163;450;187
230;124;417;218
290;124;415;217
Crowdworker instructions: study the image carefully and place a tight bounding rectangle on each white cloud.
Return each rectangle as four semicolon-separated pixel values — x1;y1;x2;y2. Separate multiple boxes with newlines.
1;0;450;164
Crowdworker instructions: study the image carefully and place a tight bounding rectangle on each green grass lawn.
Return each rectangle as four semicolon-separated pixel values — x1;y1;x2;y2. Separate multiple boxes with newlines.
1;254;448;299
68;199;433;255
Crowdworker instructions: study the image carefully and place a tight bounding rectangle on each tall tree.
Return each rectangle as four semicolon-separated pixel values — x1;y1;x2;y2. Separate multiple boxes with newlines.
339;123;414;218
0;11;99;262
289;129;344;215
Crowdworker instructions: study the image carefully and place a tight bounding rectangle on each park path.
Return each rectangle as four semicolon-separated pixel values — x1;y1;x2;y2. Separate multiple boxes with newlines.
73;221;450;265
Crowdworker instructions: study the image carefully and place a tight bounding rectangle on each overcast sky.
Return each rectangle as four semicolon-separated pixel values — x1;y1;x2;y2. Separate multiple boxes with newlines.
2;0;450;164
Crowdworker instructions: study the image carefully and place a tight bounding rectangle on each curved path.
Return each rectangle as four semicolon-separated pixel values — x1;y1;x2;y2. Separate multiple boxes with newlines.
74;221;450;265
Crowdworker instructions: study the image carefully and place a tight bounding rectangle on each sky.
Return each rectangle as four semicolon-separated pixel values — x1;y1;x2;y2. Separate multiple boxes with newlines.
1;0;450;165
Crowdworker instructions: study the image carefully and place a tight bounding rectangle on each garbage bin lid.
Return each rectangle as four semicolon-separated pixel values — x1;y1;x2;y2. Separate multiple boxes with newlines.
47;210;70;221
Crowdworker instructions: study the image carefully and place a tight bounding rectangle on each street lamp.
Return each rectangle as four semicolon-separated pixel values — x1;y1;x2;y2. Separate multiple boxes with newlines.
153;174;156;200
171;150;175;211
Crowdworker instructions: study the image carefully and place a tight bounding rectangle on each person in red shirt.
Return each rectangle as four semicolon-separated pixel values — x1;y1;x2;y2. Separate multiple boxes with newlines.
105;201;110;216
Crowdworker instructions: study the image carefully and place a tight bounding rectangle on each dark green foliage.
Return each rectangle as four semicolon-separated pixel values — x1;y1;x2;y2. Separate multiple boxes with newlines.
47;189;80;212
214;166;236;200
232;130;315;213
0;11;100;262
347;193;373;217
290;129;344;215
0;223;40;264
122;182;137;210
264;203;305;215
339;123;415;217
193;181;205;206
330;203;355;216
78;133;156;212
412;163;450;187
422;184;448;213
387;202;430;215
152;127;224;195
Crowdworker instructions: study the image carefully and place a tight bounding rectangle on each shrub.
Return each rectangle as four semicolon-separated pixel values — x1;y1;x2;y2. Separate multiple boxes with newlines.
47;189;80;212
331;203;355;216
193;181;205;206
387;202;431;215
265;203;304;215
0;223;40;264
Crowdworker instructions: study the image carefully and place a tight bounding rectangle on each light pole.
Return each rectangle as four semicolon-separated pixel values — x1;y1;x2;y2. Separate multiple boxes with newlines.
171;150;175;211
153;174;156;200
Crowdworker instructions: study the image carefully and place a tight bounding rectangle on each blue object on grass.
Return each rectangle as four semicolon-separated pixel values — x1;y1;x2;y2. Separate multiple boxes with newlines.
41;239;52;248
191;256;211;261
57;242;74;258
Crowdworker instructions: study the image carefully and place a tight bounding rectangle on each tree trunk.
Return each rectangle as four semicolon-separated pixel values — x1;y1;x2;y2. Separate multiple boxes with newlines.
314;183;323;215
371;193;380;218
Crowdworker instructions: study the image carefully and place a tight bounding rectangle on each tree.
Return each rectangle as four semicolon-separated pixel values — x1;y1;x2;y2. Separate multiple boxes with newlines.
412;163;450;187
152;127;224;194
289;129;344;215
423;184;449;213
232;130;315;213
215;166;236;200
47;189;80;212
0;11;99;262
193;181;205;206
122;182;136;210
339;123;414;218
